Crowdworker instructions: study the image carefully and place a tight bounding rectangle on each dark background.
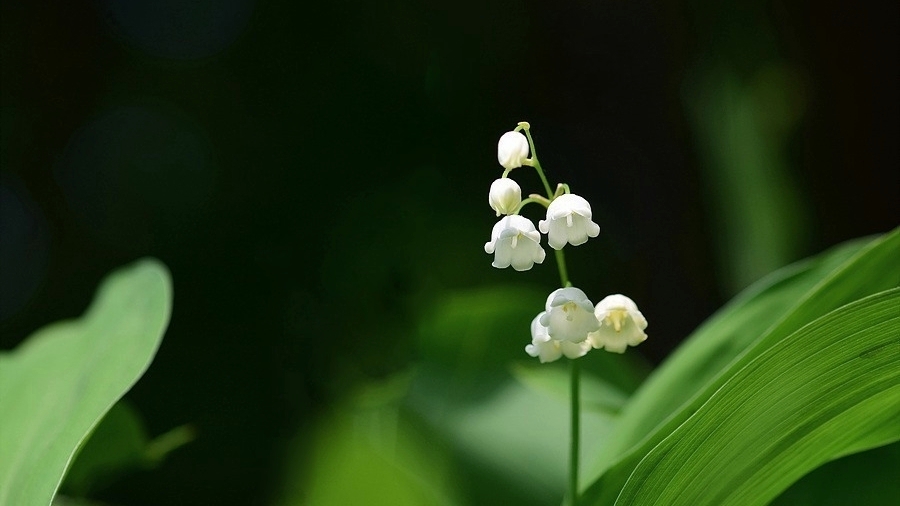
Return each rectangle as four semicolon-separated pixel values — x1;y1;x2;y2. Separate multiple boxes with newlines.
1;1;897;504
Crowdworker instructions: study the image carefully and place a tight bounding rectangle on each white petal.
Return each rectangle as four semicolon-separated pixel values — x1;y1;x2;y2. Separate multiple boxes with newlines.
525;339;562;363
531;312;552;343
560;339;592;359
491;239;513;268
511;248;536;271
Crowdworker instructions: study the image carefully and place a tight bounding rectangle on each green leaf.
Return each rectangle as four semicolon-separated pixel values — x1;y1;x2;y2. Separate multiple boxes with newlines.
605;289;900;505
585;229;900;482
0;259;172;506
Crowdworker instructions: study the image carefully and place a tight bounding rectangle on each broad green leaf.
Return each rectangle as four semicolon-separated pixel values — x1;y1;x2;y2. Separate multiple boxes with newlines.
586;229;899;481
608;289;900;505
584;289;900;505
0;259;172;506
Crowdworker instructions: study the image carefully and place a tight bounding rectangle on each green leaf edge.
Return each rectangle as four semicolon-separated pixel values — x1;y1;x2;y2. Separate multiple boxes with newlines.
0;259;172;506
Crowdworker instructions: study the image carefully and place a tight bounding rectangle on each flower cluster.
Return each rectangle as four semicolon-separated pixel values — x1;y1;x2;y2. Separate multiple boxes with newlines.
527;291;647;362
484;123;649;362
484;130;601;271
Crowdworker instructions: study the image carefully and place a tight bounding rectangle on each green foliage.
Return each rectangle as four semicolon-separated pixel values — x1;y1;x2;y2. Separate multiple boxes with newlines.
280;229;900;505
597;289;899;505
771;441;900;505
581;228;900;504
275;374;460;506
0;260;172;506
60;400;194;497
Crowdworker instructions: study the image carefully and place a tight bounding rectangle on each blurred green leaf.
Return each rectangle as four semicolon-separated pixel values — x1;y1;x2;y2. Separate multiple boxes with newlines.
593;288;900;505
405;365;623;505
771;441;900;505
59;401;145;497
510;363;628;415
0;259;172;506
685;63;811;293
60;400;194;497
278;396;459;506
416;285;546;371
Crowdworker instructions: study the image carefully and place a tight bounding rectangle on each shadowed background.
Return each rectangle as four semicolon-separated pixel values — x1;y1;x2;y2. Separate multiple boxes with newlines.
1;0;897;504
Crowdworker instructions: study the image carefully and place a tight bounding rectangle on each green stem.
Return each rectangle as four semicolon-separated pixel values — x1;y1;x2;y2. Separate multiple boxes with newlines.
520;122;579;505
555;247;576;504
570;358;580;506
513;196;550;215
555;250;572;288
522;128;554;198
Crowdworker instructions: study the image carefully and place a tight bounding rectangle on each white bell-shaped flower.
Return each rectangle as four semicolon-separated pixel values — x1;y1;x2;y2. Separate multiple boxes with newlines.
587;294;648;353
497;131;530;170
525;312;591;363
488;177;522;216
538;194;601;250
539;287;601;343
484;215;546;271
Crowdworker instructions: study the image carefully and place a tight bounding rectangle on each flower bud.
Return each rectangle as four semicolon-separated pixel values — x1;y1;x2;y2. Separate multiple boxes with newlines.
488;177;522;216
497;131;530;170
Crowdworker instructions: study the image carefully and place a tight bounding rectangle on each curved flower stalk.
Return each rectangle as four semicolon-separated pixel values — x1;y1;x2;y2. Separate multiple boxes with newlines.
539;194;601;250
484;215;546;271
587;294;648;353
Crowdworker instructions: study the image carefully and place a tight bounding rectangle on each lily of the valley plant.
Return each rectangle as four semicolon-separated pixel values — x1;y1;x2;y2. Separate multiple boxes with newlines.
484;122;648;506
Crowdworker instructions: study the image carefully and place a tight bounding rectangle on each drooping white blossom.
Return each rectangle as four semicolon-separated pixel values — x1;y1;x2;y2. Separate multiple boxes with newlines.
539;287;601;343
525;312;591;363
587;294;648;353
497;131;530;170
484;215;546;271
488;177;522;216
538;194;601;250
